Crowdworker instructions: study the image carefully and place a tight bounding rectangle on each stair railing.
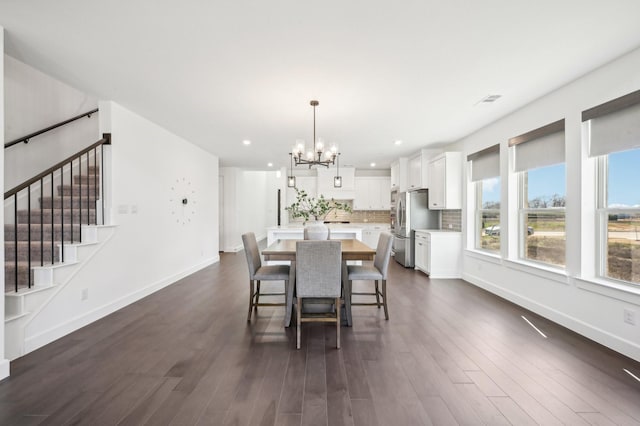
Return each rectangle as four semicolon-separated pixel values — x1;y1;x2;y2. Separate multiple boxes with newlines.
4;108;99;149
4;134;111;292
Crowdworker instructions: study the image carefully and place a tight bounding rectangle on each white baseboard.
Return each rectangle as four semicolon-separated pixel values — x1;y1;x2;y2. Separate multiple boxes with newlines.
462;272;640;362
0;359;9;381
24;257;218;355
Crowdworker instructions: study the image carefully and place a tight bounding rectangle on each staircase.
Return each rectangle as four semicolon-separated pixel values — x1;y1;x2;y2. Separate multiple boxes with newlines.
4;166;100;293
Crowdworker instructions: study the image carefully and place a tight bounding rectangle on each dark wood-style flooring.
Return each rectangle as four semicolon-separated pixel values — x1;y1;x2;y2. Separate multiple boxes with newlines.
1;250;639;425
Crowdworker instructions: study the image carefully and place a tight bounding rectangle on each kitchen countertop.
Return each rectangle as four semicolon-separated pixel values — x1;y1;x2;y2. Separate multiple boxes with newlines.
415;228;461;233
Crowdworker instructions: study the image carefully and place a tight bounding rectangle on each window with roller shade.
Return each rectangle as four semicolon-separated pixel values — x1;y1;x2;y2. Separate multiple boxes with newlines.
510;119;566;268
468;145;500;253
584;89;640;285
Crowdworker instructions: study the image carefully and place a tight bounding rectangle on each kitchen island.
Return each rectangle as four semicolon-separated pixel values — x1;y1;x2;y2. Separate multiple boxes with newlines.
266;225;364;246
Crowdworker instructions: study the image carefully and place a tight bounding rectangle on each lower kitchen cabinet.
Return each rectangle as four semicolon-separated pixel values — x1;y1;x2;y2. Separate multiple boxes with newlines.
414;230;461;278
361;224;391;249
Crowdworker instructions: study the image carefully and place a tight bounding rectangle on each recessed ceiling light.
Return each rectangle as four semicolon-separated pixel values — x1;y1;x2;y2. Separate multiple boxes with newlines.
243;140;251;145
370;162;376;167
267;162;273;167
394;140;402;145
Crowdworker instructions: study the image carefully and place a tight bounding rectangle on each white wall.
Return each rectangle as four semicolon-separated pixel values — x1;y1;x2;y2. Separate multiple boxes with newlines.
219;167;281;251
23;101;219;352
0;26;10;380
457;46;640;361
3;55;99;190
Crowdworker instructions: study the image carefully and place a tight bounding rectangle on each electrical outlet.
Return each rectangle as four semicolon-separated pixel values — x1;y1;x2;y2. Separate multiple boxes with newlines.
81;288;89;301
448;223;453;229
624;309;636;325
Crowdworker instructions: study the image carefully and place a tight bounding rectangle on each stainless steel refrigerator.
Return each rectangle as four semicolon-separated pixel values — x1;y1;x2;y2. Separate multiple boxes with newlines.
393;190;439;267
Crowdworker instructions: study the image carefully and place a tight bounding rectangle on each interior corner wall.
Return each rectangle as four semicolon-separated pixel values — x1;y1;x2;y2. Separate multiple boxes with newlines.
219;167;280;252
457;46;640;361
3;55;99;190
23;101;220;353
0;26;10;380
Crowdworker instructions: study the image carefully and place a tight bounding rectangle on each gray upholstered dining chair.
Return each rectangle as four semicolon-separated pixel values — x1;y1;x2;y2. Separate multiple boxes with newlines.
303;227;331;240
346;232;394;320
295;240;342;349
242;232;290;323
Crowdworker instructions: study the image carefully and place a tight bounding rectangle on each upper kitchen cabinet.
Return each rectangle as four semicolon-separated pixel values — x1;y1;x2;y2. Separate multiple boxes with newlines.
427;152;462;209
354;176;391;210
408;149;439;191
390;157;408;192
316;167;355;200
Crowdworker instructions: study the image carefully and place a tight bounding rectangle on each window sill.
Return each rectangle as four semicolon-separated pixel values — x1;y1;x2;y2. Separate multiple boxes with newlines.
464;249;502;265
503;259;569;285
575;277;640;306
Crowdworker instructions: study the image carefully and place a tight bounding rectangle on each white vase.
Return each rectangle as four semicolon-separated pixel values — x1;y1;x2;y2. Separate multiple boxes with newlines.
304;220;329;240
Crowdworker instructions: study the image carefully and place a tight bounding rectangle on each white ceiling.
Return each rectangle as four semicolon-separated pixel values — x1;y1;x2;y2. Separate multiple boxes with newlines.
2;1;640;170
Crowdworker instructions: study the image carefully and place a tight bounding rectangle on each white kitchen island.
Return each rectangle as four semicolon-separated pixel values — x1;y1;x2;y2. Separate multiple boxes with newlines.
266;225;363;246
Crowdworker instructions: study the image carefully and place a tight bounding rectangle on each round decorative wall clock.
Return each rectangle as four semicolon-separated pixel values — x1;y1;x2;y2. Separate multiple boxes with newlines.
170;177;196;225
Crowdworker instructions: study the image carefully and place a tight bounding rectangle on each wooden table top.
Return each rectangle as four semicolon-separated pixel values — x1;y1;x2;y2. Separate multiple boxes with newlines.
262;239;376;261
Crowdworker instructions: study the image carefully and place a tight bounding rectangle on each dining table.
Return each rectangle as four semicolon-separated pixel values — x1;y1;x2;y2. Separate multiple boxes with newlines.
262;238;376;327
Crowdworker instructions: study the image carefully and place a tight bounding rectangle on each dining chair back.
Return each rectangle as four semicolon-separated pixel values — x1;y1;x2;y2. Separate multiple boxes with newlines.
303;227;331;240
242;232;290;323
295;240;342;349
346;232;394;320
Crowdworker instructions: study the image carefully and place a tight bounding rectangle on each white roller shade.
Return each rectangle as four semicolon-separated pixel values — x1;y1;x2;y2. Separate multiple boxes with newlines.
589;102;640;157
514;131;565;172
470;150;499;182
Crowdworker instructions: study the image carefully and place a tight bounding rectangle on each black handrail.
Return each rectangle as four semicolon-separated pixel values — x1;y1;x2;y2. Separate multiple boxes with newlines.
4;135;110;199
4;108;99;149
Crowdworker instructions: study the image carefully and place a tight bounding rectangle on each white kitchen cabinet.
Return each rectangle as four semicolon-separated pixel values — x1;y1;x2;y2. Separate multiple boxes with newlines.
407;149;439;191
353;177;391;210
316;167;355;200
390;158;408;192
361;223;391;249
414;230;461;278
427;152;462;209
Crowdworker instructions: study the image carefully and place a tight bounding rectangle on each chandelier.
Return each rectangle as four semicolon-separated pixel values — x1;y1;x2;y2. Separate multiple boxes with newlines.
288;100;342;188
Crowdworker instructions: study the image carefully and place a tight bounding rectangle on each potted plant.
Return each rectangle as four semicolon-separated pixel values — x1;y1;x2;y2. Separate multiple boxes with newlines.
286;188;352;227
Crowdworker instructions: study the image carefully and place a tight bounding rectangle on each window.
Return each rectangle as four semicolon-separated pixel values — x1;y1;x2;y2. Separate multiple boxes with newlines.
585;89;640;285
510;120;566;268
468;144;500;253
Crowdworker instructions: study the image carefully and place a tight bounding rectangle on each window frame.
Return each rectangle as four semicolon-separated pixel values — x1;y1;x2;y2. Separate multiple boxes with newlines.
475;178;501;253
517;166;567;269
596;154;640;287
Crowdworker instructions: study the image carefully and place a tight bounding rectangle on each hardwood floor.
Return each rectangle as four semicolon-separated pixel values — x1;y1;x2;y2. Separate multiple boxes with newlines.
1;250;639;425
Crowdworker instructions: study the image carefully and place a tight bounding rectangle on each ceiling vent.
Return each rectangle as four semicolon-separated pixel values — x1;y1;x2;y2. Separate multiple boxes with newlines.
477;94;502;104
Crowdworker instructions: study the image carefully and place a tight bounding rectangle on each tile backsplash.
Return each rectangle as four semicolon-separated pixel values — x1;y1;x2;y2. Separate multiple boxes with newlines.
441;209;462;231
288;200;391;223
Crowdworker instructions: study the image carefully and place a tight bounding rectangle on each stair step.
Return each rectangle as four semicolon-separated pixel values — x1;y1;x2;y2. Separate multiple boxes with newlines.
4;262;34;292
16;209;96;225
39;196;98;209
57;185;100;197
73;174;100;185
5;241;61;263
5;223;82;242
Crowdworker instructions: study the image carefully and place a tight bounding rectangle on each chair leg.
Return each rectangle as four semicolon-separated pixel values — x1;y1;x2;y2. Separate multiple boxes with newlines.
296;298;302;349
255;280;261;312
247;279;254;322
381;279;389;320
374;280;381;308
336;297;341;349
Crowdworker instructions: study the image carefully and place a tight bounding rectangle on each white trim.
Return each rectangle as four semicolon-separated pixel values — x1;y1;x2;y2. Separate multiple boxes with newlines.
464;249;502;265
462;272;640;361
575;276;640;306
503;258;569;284
0;359;9;381
24;256;219;354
